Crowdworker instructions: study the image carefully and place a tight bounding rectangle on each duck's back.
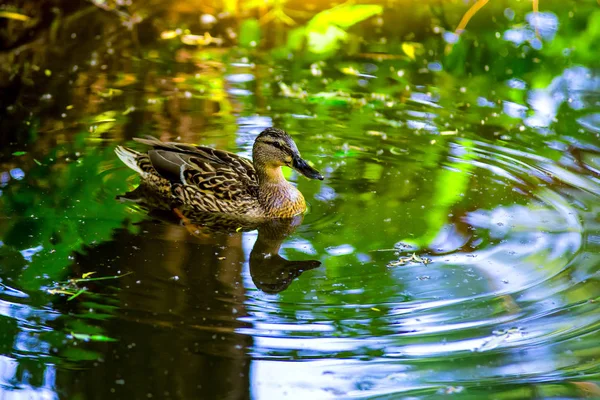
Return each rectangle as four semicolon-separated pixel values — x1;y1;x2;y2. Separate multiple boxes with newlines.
117;138;263;216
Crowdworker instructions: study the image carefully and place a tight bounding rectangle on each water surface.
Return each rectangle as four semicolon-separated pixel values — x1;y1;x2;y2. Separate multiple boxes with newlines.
1;1;599;399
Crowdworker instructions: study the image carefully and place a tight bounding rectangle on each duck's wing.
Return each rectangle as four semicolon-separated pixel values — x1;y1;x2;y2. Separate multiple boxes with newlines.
133;137;259;197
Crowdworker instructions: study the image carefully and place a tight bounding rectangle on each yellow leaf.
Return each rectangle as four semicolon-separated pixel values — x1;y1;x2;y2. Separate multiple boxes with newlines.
402;43;416;60
82;272;97;279
160;30;179;40
0;11;30;21
223;0;238;14
441;130;458;135
340;66;358;76
48;289;75;296
371;307;381;312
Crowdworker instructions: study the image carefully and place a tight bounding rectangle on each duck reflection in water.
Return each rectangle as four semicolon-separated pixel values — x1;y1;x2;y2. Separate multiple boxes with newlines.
248;216;321;294
120;185;321;294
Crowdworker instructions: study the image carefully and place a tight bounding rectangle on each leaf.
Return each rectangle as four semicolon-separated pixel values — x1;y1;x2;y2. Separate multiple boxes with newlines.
440;130;458;135
82;271;97;279
71;332;117;342
0;11;30;21
294;4;382;56
402;43;416;60
160;30;179;40
48;289;76;296
67;271;133;283
307;25;347;54
97;88;123;98
67;288;87;301
309;5;382;31
122;106;135;115
334;149;359;158
12;151;26;156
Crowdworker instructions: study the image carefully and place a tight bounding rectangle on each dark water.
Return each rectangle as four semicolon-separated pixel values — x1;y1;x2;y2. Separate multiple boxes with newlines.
1;1;600;399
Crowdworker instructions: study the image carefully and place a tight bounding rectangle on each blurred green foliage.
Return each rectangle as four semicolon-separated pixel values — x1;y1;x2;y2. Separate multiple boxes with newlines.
0;132;143;293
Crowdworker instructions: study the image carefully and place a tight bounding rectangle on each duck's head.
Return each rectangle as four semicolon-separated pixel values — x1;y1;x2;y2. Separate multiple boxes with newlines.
253;128;324;181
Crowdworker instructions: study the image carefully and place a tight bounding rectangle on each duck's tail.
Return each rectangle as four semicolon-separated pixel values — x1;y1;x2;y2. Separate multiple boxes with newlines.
115;146;145;175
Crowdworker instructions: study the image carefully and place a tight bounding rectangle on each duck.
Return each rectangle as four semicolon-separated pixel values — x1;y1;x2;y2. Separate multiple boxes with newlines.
115;127;323;219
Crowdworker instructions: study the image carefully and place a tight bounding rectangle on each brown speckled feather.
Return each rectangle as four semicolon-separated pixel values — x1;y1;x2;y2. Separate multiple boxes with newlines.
134;137;257;185
117;137;262;216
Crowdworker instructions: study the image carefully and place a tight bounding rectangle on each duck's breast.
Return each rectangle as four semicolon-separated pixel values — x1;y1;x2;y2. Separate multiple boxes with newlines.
259;183;306;218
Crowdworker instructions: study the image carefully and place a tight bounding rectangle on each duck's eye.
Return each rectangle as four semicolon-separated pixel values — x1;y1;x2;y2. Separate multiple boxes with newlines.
268;141;287;152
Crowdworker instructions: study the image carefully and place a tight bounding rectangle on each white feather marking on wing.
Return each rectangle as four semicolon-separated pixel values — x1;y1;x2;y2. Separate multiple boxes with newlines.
179;164;188;185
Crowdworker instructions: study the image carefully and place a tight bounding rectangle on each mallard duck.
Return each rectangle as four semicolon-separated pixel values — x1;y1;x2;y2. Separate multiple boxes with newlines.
115;128;323;219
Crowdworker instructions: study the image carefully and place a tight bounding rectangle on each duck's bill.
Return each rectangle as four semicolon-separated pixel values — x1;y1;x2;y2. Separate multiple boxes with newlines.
292;156;324;180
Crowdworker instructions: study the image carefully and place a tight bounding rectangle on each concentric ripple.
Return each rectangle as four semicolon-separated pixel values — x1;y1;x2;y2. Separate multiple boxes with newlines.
238;137;600;397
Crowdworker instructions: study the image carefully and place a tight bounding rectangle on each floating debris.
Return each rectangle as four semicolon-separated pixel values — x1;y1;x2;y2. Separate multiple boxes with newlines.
475;327;525;352
440;130;458;135
388;252;432;267
71;332;117;342
48;272;134;302
438;386;464;394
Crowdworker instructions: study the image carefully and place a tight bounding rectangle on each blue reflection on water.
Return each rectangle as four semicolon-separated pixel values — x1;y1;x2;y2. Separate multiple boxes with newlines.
503;11;558;49
0;299;61;399
20;246;44;262
526;12;559;41
526;67;599;128
1;172;10;187
9;169;25;181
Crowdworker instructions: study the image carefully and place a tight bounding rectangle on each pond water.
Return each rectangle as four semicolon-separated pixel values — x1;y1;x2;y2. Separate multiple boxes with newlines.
1;1;599;399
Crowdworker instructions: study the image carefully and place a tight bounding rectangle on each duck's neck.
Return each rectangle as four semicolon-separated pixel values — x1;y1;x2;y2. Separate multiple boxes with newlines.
256;164;287;184
256;165;306;218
